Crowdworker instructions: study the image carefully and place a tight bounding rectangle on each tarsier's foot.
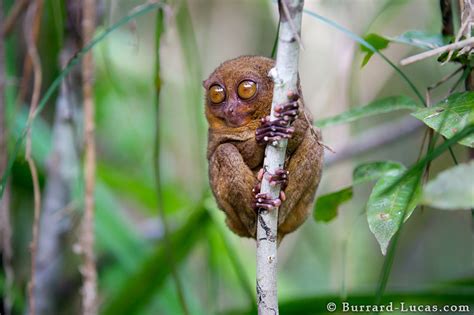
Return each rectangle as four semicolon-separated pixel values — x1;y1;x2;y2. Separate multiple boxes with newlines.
268;168;289;191
252;168;288;212
255;91;300;145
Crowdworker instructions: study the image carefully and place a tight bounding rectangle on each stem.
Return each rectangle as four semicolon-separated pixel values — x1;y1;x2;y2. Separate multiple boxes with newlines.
24;2;44;314
81;0;98;314
256;1;304;314
153;7;190;315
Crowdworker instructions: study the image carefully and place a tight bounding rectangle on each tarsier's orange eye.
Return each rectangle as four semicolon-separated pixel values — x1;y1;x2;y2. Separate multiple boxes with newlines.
237;80;257;100
209;85;226;104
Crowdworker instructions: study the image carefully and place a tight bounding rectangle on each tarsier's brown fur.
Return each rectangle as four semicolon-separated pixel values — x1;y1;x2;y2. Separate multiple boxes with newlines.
204;56;323;242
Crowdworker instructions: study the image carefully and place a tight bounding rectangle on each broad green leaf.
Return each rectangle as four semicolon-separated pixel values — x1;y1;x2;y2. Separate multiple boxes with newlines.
422;162;474;210
361;31;449;66
353;161;405;184
367;169;421;255
314;96;418;128
314;187;352;222
314;161;405;223
382;123;474;195
411;92;474;147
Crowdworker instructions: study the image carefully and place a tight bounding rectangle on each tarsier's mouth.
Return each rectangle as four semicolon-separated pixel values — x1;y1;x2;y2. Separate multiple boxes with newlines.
225;114;251;128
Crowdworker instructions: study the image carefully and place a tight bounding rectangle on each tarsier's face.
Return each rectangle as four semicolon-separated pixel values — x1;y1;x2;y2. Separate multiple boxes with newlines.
204;56;274;128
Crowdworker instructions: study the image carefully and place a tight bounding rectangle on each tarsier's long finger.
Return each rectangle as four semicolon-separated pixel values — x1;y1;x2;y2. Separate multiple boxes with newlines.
256;125;293;135
275;103;299;121
256;121;295;145
255;129;295;143
252;193;282;211
267;168;289;190
259;116;287;127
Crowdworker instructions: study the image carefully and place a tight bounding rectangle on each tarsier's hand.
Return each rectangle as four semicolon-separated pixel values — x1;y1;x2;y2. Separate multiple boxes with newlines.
255;92;300;145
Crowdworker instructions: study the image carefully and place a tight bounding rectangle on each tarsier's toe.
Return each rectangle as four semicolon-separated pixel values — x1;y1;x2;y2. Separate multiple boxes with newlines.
253;192;282;211
268;168;289;189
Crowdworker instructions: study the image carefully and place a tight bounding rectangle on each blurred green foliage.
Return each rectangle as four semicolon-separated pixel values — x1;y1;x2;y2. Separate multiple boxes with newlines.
1;1;473;315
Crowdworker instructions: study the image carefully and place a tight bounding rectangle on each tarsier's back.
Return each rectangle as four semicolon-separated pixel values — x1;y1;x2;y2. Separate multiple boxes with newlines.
204;55;323;243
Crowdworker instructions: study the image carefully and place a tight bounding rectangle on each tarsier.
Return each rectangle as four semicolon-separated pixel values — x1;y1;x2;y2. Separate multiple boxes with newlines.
204;56;323;243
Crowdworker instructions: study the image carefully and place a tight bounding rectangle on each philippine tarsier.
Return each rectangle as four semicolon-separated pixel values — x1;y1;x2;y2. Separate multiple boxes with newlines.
204;56;323;242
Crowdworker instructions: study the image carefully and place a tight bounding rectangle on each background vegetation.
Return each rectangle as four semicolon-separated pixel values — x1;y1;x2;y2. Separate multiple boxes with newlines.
0;0;473;314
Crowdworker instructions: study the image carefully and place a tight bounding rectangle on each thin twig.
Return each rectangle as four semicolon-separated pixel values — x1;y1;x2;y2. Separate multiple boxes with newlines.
24;1;44;315
1;0;29;36
427;66;463;91
400;37;474;66
81;0;98;314
16;0;44;109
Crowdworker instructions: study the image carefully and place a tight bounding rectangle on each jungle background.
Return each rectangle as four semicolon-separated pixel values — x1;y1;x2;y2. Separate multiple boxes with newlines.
0;0;473;314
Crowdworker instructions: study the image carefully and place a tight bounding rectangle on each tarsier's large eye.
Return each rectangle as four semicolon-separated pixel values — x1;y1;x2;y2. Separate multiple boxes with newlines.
237;80;257;100
209;85;226;104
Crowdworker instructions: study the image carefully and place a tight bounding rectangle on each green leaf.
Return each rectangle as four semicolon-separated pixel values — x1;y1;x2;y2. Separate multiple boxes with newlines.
361;33;390;66
422;161;474;210
314;161;405;223
411;92;474;147
314;187;353;222
361;31;449;67
102;208;210;315
382;123;474;195
353;161;405;184
367;169;421;255
389;31;448;49
314;96;418;128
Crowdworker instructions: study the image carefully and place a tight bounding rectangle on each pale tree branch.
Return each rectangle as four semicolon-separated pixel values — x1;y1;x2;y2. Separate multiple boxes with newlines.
81;0;98;314
256;0;304;314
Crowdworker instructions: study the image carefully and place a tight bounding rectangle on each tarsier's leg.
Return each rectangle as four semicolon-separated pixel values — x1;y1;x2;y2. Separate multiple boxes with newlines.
209;143;258;238
278;128;323;239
